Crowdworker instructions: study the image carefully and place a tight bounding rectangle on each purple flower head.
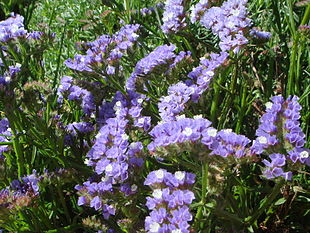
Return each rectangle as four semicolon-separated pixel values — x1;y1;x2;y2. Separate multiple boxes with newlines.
144;170;195;233
66;122;94;136
200;0;251;53
65;24;139;74
210;129;251;158
190;0;209;23
250;28;271;40
251;96;306;158
262;153;292;180
0;14;27;42
0;118;12;156
148;117;212;153
126;44;177;91
161;0;187;34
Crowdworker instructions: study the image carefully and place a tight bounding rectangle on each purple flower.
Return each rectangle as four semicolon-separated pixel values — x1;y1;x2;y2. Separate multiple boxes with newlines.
250;28;271;40
190;0;209;23
65;24;140;74
0;118;12;156
126;44;177;91
200;0;251;53
0;13;27;42
161;0;187;34
148;117;212;153
144;170;195;233
66;122;94;135
262;153;292;180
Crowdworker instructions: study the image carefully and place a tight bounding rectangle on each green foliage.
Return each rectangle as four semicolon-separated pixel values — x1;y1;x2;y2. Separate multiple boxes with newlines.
0;0;309;232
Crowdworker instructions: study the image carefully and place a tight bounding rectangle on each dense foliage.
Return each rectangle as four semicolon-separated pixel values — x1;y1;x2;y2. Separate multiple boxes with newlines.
0;0;309;232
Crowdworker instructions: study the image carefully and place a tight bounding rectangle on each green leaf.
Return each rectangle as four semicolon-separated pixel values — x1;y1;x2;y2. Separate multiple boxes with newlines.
274;197;287;206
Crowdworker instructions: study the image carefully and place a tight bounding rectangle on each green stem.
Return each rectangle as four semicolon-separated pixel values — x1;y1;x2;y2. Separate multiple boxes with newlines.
57;187;71;224
301;4;310;25
195;162;209;229
245;179;285;226
210;74;223;124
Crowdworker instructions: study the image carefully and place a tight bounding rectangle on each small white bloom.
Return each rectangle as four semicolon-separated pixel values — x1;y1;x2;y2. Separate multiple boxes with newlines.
138;118;145;124
155;170;164;179
171;230;182;233
101;176;109;182
231;9;240;17
164;96;171;102
223;129;232;133
258;136;268;144
265;102;273;109
131;184;138;192
300;151;309;159
183;127;193;136
149;222;160;232
207;128;217;137
176;114;186;120
206;70;215;76
121;134;129;140
5;76;11;83
175;171;185;180
203;76;211;83
152;189;163;199
95;132;102;139
84;158;90;165
194;115;203;119
137;98;144;104
105;164;113;172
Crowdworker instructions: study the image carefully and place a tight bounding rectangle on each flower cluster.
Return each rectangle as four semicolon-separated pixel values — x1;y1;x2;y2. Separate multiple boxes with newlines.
161;0;187;34
0;14;27;42
0;13;52;43
0;172;40;219
159;52;228;122
0;118;12;158
190;0;209;23
0;63;22;87
148;117;212;153
200;0;251;53
207;129;251;158
158;82;198;121
262;153;292;180
126;44;180;91
65;122;94;136
77;91;147;217
10;173;40;195
249;28;272;41
251;96;309;179
144;169;195;233
57;76;96;115
135;3;165;16
75;177;116;219
65;24;140;75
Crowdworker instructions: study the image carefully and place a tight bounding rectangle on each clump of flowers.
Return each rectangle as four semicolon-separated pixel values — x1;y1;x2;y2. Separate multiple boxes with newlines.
0;172;40;222
190;0;209;23
57;76;96;115
200;0;252;53
65;24;140;75
144;169;195;233
76;91;147;217
159;52;228;122
161;0;187;34
251;96;309;180
0;13;27;42
148;117;212;154
126;44;189;91
0;118;12;157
